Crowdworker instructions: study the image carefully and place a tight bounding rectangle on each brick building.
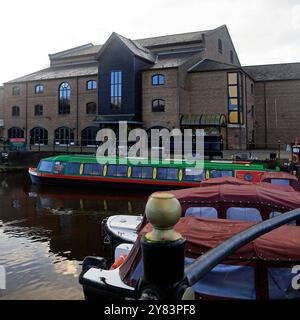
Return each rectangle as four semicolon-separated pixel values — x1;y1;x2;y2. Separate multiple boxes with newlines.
0;25;299;150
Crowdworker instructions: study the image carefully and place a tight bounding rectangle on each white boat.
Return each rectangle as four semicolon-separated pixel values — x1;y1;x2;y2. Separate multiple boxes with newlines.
103;215;143;247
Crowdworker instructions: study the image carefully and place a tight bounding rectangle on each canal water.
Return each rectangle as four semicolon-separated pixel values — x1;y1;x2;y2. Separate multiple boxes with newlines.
0;172;148;299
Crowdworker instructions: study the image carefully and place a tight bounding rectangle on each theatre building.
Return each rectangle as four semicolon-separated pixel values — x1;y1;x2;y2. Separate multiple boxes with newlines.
1;24;299;150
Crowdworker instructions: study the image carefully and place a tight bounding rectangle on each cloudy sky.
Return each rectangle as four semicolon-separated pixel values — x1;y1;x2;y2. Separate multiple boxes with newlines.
1;0;300;85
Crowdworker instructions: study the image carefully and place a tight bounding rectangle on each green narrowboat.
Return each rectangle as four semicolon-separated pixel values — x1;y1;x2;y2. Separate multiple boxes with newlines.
28;154;280;189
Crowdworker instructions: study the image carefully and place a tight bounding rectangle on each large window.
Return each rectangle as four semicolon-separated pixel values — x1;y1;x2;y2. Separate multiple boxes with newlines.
131;166;153;179
110;71;122;109
183;168;205;182
87;80;97;90
54;127;74;145
230;50;234;64
39;160;54;173
152;99;165;112
58;82;71;114
107;165;128;177
12;86;20;96
30;127;48;145
34;104;43;116
8;127;24;139
152;74;165;86
81;126;98;146
157;167;179;180
86;102;97;114
218;39;223;53
84;163;104;176
12;106;20;116
35;84;44;94
227;72;243;124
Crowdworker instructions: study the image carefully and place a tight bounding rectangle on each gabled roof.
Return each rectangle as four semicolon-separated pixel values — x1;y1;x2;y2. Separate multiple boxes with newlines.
49;43;101;60
188;58;239;73
151;51;204;69
243;63;300;81
135;30;209;48
97;32;156;63
5;63;98;83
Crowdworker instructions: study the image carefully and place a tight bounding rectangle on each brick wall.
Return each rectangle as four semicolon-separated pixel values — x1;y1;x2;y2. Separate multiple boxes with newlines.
254;80;300;148
142;68;180;130
3;75;97;143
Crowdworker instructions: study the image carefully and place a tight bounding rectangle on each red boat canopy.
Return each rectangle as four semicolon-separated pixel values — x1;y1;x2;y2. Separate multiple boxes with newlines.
120;216;300;285
260;172;300;191
169;177;300;214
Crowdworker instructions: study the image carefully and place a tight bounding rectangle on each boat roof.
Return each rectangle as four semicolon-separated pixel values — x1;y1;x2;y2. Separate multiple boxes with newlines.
120;216;300;283
169;178;300;211
260;171;299;182
40;154;276;170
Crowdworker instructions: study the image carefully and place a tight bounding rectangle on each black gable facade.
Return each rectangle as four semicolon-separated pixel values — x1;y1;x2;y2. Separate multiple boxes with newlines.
96;33;154;126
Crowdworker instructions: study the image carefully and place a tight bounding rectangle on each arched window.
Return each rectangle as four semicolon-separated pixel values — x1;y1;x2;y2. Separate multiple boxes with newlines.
8;127;24;139
58;82;71;114
81;126;98;146
86;102;97;114
30;127;48;145
54;127;74;145
35;84;44;94
34;104;43;116
152;74;165;86
86;80;97;90
12;106;20;116
152;99;165;112
12;86;20;96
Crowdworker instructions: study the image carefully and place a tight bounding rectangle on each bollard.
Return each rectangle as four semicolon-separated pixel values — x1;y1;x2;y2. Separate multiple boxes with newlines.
136;193;192;300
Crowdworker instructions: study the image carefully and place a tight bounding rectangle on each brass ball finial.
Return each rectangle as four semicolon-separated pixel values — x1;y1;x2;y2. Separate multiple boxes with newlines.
145;192;182;242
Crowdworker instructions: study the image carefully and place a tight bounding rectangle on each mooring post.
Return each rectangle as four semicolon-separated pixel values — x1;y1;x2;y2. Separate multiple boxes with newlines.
136;193;193;300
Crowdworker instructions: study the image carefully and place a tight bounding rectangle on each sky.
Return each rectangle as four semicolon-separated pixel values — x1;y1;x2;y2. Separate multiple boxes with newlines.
1;0;300;85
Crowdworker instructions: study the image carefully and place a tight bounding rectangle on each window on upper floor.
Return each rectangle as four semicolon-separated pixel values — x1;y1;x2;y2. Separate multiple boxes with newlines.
230;50;234;64
86;102;97;114
218;39;223;54
12;86;20;96
251;83;254;94
12;106;20;117
34;104;43;116
110;71;122;109
152;74;165;86
35;84;44;94
227;72;243;125
58;82;71;114
87;80;97;90
251;105;255;118
152;99;165;112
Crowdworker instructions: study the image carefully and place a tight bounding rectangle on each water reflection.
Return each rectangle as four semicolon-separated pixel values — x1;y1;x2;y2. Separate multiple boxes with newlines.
0;172;148;299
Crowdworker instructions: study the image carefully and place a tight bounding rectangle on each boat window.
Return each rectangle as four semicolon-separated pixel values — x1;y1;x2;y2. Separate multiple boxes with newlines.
131;166;153;179
183;168;205;181
185;258;256;299
39;160;54;173
270;179;290;186
69;162;81;175
157;167;179;180
210;170;233;178
226;207;262;222
84;163;104;176
268;268;300;299
107;165;128;177
185;207;218;219
53;161;66;174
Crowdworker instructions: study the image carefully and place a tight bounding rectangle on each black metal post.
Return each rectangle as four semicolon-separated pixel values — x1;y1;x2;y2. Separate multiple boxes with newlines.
136;193;189;300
